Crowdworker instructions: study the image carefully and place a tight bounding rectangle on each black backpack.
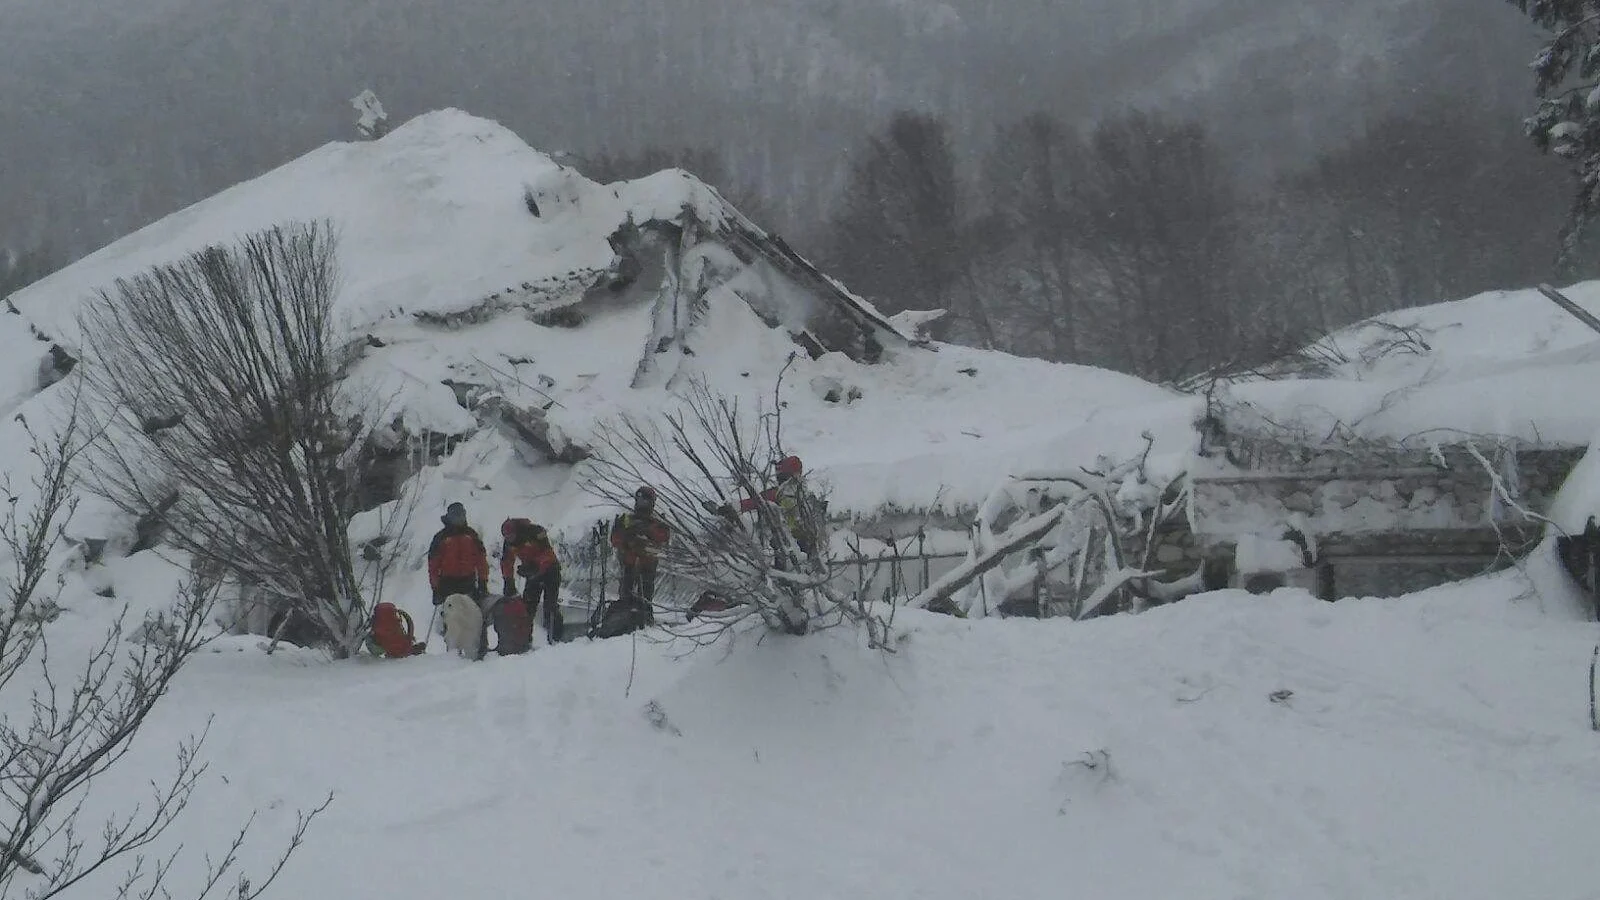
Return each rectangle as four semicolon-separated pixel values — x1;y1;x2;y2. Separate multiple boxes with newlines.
590;596;651;639
491;595;534;655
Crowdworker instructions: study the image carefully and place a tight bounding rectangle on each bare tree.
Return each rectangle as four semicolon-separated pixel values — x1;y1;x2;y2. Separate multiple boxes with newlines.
978;112;1087;362
78;221;376;659
0;390;329;899
1074;110;1243;382
826;111;996;347
580;375;892;649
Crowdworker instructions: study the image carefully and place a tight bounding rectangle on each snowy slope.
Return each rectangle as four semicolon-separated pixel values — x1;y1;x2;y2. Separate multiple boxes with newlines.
1224;282;1600;447
62;559;1600;900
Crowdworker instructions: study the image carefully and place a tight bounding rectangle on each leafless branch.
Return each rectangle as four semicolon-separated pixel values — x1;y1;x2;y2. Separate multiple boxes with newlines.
580;376;889;647
0;398;329;899
77;221;380;658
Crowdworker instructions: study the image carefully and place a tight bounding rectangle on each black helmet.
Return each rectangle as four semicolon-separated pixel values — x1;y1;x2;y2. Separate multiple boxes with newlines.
633;485;657;510
441;501;467;526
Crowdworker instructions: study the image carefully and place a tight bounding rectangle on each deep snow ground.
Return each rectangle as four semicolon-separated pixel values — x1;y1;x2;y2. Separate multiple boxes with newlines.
71;548;1600;900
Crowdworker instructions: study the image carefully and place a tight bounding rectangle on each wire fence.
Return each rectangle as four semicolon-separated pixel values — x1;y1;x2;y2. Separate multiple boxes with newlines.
557;520;985;611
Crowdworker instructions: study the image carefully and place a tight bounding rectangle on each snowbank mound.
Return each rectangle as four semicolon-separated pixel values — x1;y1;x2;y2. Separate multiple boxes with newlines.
76;574;1600;900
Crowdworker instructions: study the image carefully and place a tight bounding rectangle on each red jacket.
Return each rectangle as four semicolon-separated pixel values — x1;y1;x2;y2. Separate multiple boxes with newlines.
428;525;489;589
502;536;559;584
737;487;779;512
610;512;670;568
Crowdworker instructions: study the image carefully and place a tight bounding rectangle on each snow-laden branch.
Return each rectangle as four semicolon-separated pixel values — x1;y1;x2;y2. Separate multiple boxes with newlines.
906;506;1067;610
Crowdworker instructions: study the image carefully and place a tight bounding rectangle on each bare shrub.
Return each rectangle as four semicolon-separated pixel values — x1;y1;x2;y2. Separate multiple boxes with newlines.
0;392;329;899
581;377;892;649
78;221;379;658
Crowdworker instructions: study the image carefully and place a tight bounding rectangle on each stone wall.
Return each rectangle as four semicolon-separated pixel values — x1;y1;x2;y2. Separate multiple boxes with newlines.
1187;443;1585;600
1191;445;1585;539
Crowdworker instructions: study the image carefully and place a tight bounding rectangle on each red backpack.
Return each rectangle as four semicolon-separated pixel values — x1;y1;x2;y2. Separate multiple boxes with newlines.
370;602;423;658
491;595;534;655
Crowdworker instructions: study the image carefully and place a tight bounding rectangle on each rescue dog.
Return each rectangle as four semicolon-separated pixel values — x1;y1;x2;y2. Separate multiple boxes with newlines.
440;593;484;659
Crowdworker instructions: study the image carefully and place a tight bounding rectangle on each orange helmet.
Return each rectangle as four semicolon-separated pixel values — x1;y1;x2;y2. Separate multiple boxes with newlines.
775;455;802;478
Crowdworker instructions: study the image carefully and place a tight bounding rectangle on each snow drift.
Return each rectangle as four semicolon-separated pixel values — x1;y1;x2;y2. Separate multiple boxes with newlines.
75;575;1600;900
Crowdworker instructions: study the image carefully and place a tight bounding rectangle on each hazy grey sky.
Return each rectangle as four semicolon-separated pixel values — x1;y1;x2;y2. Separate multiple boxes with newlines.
0;0;1541;258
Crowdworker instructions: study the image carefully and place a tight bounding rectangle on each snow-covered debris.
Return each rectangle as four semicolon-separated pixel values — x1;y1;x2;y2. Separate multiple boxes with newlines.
350;89;388;139
1237;282;1600;446
2;107;1182;558
10;109;910;364
1234;533;1305;574
887;307;947;341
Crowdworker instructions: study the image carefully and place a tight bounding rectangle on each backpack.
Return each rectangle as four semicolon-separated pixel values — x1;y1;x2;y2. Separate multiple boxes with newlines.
370;602;422;658
687;590;738;621
591;595;651;639
491;595;534;655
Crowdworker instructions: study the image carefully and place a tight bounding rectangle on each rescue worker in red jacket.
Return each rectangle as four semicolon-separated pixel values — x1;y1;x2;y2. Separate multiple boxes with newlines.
427;502;491;654
428;502;490;605
704;455;818;557
501;518;563;642
609;486;670;624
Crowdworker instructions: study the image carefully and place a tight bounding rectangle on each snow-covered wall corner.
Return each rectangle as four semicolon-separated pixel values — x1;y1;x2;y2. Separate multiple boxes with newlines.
1548;429;1600;533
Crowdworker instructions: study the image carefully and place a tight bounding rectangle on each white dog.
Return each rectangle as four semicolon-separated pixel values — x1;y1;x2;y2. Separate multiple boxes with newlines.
440;593;484;659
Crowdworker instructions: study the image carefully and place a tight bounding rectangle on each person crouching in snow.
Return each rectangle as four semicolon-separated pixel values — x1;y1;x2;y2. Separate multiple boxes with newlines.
500;517;564;643
428;501;491;655
603;486;670;635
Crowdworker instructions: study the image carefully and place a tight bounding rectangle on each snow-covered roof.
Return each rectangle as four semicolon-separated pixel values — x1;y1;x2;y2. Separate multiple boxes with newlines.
1219;282;1600;449
9;109;913;357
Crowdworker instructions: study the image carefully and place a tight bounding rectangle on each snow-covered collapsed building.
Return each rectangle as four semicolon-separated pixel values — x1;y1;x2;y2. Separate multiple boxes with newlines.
1182;296;1600;601
1190;405;1584;599
0;108;1183;632
10;107;1596;629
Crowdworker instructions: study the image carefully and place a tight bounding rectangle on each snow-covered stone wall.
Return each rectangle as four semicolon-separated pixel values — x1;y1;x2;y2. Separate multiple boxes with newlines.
1191;445;1584;539
1187;443;1586;599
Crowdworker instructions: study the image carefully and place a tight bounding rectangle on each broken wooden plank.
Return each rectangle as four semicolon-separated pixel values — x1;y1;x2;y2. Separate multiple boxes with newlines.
1537;283;1600;337
905;506;1067;610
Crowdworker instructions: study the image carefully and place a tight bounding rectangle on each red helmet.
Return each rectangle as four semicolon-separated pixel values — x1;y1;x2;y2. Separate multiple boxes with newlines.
501;518;545;542
775;455;802;478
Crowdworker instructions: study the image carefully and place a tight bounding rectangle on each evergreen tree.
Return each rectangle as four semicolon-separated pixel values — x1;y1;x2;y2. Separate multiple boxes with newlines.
1508;0;1600;264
